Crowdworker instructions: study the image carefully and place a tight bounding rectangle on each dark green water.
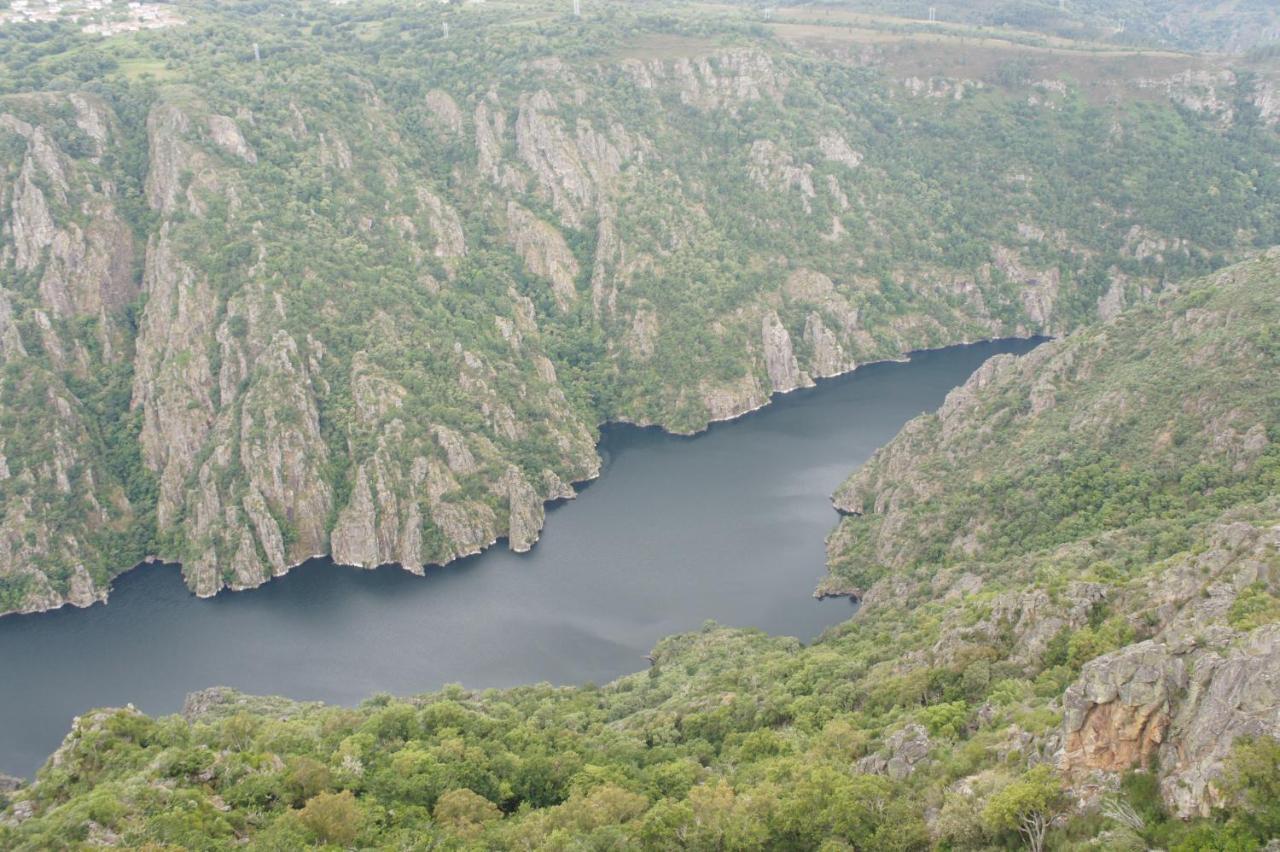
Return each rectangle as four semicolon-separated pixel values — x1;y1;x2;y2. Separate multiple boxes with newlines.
0;339;1039;777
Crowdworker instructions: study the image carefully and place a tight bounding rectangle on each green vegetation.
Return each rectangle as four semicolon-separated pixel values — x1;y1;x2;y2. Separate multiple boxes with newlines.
5;257;1280;849
829;254;1280;591
981;765;1065;852
2;0;1279;612
2;3;1280;846
1;630;1276;850
762;0;1280;52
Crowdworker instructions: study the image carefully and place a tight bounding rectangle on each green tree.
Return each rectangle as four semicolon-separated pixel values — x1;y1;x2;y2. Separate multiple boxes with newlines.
299;790;361;846
982;765;1065;852
433;788;502;838
1219;736;1280;842
284;756;332;807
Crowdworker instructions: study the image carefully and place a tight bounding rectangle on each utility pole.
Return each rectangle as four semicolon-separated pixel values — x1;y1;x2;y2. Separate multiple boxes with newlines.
253;42;261;63
928;6;936;22
573;0;580;17
442;21;449;38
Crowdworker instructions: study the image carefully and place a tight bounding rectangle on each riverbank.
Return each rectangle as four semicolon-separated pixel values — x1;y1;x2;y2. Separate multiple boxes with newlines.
0;339;1041;777
1;337;1043;623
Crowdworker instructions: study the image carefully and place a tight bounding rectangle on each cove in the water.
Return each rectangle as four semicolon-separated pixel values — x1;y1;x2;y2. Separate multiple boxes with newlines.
0;339;1040;777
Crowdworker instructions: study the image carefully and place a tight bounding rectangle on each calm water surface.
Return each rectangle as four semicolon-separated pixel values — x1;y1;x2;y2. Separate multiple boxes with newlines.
0;339;1039;777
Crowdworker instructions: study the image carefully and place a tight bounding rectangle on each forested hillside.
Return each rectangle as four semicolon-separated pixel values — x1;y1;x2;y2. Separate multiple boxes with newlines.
3;254;1278;850
2;0;1279;615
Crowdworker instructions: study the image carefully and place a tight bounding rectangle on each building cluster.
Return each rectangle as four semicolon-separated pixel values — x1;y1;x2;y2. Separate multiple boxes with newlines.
0;0;180;34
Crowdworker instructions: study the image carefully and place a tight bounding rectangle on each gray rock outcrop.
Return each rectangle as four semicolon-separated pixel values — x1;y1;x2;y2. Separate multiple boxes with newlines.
761;311;811;394
507;202;580;310
857;723;933;780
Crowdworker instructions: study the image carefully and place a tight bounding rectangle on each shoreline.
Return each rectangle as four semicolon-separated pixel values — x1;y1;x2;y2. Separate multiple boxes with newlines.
1;334;1043;622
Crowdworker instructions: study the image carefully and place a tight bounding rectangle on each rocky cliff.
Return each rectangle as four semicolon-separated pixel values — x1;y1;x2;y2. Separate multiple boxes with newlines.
824;252;1280;818
0;93;142;614
3;1;1280;613
4;241;1279;847
1061;518;1280;818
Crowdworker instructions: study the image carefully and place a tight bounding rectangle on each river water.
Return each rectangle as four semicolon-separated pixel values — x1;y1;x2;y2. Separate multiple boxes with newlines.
0;339;1039;777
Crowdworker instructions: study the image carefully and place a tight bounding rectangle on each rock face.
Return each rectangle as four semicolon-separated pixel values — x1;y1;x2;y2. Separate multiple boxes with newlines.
181;686;320;723
1056;512;1280;815
748;139;815;208
1062;642;1181;774
0;88;612;612
857;723;933;780
330;466;382;568
425;90;464;136
2;101;136;320
922;580;1107;671
1161;626;1280;816
132;225;220;530
514;90;622;228
1060;605;1280;818
803;313;847;378
500;465;543;552
830;257;1280;575
623;48;785;112
206;115;257;163
0;775;21;796
699;373;768;424
818;132;863;169
145;103;194;214
507;202;580;310
1;23;1275;615
825;256;1280;819
419;188;466;265
761;312;811;393
178;328;336;596
784;269;865;379
0;94;143;614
